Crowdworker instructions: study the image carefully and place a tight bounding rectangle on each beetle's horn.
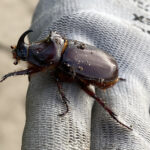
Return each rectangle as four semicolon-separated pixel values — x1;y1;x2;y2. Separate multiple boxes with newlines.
16;30;33;48
12;30;33;65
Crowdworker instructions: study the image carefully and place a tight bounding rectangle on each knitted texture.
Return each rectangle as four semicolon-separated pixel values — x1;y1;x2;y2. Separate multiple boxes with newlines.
22;0;150;149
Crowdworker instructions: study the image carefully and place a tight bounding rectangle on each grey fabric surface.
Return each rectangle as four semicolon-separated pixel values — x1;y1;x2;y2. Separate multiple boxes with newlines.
22;0;150;149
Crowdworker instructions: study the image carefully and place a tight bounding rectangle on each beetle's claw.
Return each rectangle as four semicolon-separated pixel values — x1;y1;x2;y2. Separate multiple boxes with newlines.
58;106;69;117
108;109;132;130
58;112;67;117
111;113;132;130
58;99;69;117
119;78;126;81
0;76;5;82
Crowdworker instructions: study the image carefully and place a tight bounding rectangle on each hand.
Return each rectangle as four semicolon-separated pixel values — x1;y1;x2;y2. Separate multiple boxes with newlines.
22;0;150;149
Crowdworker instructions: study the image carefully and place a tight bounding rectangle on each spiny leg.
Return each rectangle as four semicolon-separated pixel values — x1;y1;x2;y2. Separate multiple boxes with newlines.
55;78;69;116
0;67;41;82
79;82;132;130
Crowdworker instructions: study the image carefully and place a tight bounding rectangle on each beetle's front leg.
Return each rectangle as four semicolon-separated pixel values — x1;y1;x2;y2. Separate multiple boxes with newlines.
0;67;41;82
79;81;132;130
55;78;70;116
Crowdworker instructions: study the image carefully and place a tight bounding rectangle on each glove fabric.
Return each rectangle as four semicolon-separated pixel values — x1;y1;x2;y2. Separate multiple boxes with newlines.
22;0;150;149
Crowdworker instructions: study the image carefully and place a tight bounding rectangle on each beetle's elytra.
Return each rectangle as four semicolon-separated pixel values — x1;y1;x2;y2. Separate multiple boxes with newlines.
0;30;131;130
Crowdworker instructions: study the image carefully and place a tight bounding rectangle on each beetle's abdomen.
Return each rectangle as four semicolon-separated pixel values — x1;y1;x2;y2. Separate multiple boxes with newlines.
60;40;118;82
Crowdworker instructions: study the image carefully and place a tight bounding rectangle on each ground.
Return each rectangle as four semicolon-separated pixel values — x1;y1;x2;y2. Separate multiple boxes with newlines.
0;1;38;150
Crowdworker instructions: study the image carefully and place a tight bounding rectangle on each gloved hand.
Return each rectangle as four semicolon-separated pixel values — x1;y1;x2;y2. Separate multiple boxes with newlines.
22;0;150;149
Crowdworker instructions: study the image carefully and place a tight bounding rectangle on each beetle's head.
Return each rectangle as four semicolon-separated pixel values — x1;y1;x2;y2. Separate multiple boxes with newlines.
11;30;66;67
11;30;32;65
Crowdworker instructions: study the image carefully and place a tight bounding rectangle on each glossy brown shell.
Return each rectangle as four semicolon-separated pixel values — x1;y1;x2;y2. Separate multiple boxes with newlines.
59;40;118;82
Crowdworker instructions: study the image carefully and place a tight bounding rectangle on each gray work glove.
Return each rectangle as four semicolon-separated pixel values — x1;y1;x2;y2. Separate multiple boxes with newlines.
22;0;150;149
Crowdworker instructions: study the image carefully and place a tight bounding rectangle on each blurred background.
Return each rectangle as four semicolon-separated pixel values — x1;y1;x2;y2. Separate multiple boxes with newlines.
0;1;38;150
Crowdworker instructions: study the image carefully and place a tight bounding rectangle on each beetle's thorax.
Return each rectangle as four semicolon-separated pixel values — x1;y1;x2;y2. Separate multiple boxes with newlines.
27;32;66;67
13;31;68;67
50;32;65;59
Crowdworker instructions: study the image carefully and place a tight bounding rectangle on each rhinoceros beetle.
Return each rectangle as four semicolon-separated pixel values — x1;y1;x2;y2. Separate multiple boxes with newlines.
0;30;131;130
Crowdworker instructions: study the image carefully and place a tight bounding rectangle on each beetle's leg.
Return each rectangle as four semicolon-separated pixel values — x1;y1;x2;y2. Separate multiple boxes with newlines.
55;78;69;116
28;67;42;81
0;67;41;82
79;82;132;130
